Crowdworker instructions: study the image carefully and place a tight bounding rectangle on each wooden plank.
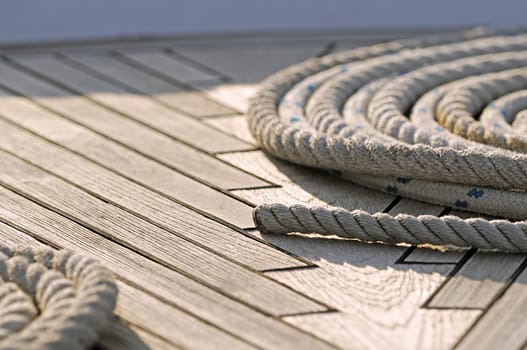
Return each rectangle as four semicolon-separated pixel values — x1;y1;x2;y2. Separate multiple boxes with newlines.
0;219;255;350
9;53;252;154
116;48;223;83
0;119;305;271
284;308;481;350
65;51;237;117
0;222;239;349
183;44;328;113
97;319;155;350
0;186;336;350
195;82;259;113
0;59;268;190
0;150;323;316
221;150;394;211
203;114;258;146
388;198;444;216
456;265;527;350
401;248;466;264
221;148;478;349
428;252;526;309
0;88;255;229
115;281;256;350
265;239;478;350
175;44;327;83
390;199;465;264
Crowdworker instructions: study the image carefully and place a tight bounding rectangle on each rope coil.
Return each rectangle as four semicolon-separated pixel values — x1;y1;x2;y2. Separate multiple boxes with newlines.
249;28;527;252
0;245;117;350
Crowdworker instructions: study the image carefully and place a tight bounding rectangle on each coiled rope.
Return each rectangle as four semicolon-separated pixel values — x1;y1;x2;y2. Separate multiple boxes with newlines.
0;245;117;350
249;28;527;252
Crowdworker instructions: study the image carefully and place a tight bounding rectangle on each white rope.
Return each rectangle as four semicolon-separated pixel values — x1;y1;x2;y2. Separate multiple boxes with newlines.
249;28;527;252
0;245;117;350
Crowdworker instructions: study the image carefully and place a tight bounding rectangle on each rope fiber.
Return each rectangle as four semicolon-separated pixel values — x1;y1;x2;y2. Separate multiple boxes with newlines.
0;245;117;350
249;28;527;252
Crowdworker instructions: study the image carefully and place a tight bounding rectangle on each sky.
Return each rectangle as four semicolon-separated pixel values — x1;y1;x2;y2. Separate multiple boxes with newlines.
1;0;526;44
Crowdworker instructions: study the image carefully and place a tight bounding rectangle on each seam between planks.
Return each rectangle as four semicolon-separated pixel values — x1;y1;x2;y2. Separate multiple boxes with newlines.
165;48;235;84
452;257;527;349
2;55;251;155
0;142;316;276
0;214;264;350
422;249;478;309
0;144;330;313
0;64;279;190
58;51;241;121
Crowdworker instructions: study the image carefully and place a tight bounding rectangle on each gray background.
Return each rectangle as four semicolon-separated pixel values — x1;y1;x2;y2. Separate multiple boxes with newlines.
2;0;526;44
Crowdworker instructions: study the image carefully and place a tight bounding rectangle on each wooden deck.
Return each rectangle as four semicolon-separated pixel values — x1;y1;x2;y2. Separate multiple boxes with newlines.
0;30;525;350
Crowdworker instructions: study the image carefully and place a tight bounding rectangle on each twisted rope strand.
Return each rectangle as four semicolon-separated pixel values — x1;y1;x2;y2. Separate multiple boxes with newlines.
249;29;527;252
0;246;117;350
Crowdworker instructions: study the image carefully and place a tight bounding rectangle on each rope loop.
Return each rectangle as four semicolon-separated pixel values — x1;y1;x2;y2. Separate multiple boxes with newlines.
0;245;117;350
249;28;527;252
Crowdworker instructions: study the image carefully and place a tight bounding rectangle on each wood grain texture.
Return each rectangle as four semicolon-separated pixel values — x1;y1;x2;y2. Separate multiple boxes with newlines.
0;150;324;316
66;50;236;117
0;221;249;350
97;319;153;350
0;59;268;190
428;252;526;309
456;265;527;350
0;119;305;271
284;308;480;350
115;281;257;350
263;236;478;350
0;86;255;229
221;147;477;349
0;186;335;350
10;53;252;153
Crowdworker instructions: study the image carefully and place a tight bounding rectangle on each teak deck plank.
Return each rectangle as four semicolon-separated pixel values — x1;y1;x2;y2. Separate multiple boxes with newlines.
10;54;252;154
176;43;328;83
65;51;236;117
115;281;257;350
0;86;255;229
0;187;333;349
263;235;476;350
0;119;306;271
98;320;166;350
204;114;258;145
0;59;268;190
0;30;523;349
0;150;324;316
428;252;526;309
0;220;226;350
117;48;224;83
456;265;527;350
218;137;480;349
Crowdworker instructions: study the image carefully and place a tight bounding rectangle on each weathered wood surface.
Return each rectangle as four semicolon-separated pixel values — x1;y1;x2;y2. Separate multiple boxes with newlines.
428;252;526;309
0;150;324;316
0;30;524;349
65;51;234;116
0;119;304;272
10;54;251;153
0;59;268;190
0;82;256;229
